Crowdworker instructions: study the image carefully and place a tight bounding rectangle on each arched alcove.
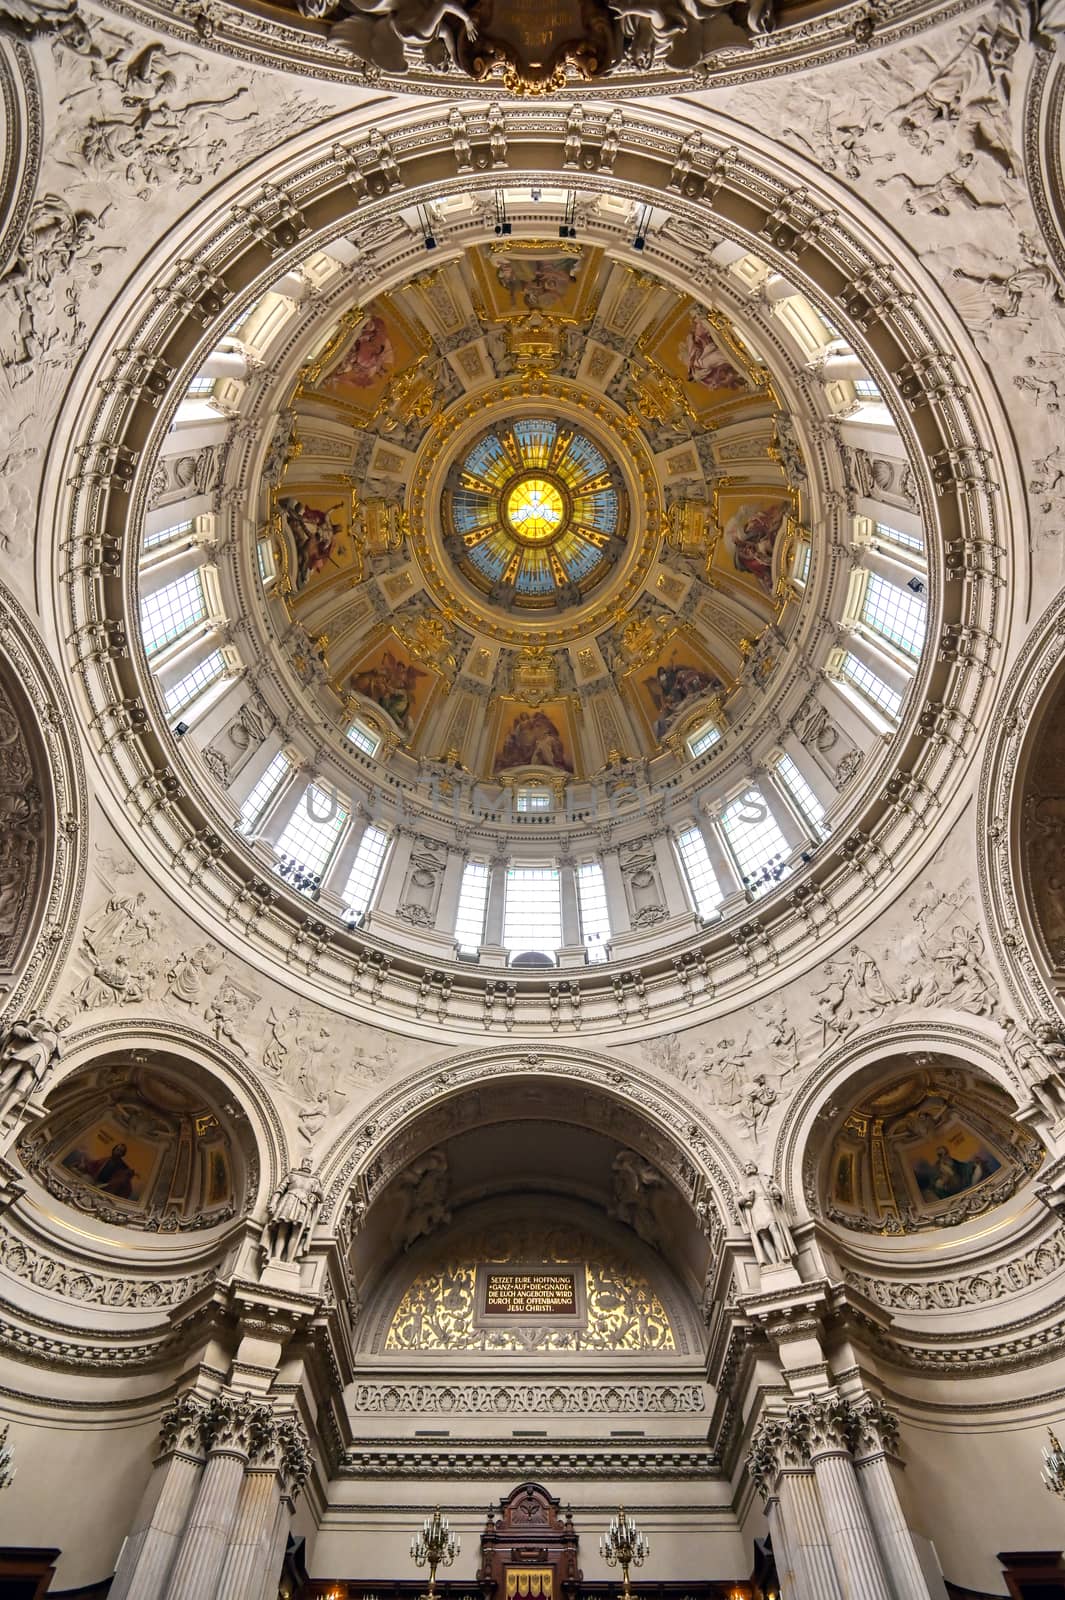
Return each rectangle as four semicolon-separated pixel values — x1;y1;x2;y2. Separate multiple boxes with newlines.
15;1050;259;1235
810;1058;1043;1237
361;1195;701;1358
0;655;54;998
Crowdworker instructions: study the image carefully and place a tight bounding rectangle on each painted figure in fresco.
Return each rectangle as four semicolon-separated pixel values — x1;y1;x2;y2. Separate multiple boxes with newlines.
495;709;573;773
914;1143;1000;1203
724;500;788;594
63;1139;138;1200
680;309;747;390
494;254;580;311
278;496;345;590
326;311;395;389
644;657;721;739
351;650;426;736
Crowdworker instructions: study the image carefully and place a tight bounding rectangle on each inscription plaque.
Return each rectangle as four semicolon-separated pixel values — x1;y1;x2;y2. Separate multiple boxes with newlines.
483;1271;578;1317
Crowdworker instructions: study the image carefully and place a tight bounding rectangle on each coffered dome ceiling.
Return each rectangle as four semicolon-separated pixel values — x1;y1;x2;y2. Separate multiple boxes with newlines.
75;114;1002;1029
264;240;801;783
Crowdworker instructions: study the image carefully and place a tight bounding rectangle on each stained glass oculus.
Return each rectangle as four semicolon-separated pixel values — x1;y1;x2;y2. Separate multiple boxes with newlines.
443;417;626;611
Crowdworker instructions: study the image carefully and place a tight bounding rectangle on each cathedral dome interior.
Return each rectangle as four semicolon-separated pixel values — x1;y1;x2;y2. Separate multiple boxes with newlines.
4;0;1065;1595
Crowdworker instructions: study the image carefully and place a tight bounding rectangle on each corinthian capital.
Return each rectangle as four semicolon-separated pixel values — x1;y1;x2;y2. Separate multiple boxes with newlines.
200;1392;276;1458
852;1394;900;1458
784;1392;858;1460
158;1393;209;1459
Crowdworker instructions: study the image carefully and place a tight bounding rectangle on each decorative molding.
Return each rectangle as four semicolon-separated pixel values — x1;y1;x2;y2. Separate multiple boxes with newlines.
844;1227;1065;1312
349;1380;706;1415
338;1440;719;1478
0;1224;214;1308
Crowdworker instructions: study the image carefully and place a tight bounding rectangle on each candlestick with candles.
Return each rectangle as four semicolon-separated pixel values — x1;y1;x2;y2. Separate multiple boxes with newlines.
1042;1427;1065;1498
600;1507;649;1600
411;1507;460;1600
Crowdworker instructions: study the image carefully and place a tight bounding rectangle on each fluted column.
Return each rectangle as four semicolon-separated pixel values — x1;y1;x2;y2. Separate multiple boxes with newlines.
217;1415;311;1600
853;1398;938;1600
801;1396;893;1600
749;1412;841;1600
109;1395;207;1600
785;1465;844;1599
259;1424;313;1598
163;1393;273;1600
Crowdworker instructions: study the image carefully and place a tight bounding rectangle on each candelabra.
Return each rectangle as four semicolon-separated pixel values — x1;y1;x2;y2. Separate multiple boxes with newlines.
1042;1427;1065;1497
600;1507;649;1600
411;1508;460;1599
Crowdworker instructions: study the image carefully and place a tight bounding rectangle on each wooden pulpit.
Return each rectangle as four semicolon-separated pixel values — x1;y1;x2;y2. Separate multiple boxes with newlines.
477;1483;582;1600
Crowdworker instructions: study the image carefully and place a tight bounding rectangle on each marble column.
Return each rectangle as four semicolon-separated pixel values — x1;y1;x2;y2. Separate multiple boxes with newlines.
785;1465;844;1599
800;1396;893;1600
810;1447;893;1600
853;1399;939;1600
109;1395;207;1600
748;1412;840;1600
163;1393;273;1600
216;1415;311;1600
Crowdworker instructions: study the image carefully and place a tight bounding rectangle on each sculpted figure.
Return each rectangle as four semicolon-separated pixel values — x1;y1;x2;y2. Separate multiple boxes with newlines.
610;1149;665;1246
0;1013;63;1118
330;0;476;73
736;1072;777;1141
262;1157;323;1263
1004;1017;1065;1123
738;1161;796;1267
392;1150;451;1250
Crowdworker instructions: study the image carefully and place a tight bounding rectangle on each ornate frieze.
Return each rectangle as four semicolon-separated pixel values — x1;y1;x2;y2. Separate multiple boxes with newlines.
338;1441;718;1478
845;1226;1065;1312
350;1380;706;1415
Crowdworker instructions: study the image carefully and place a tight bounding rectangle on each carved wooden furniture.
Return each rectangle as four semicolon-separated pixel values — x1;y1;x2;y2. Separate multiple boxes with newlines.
477;1483;581;1600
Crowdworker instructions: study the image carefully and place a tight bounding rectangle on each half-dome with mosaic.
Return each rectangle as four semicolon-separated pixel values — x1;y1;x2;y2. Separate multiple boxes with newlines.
819;1063;1044;1237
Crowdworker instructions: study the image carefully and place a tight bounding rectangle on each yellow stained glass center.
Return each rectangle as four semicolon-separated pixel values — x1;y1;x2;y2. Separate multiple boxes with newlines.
504;475;566;544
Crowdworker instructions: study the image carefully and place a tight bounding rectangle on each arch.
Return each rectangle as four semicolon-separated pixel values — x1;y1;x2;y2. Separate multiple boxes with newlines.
17;1049;257;1234
42;1015;289;1218
315;1043;746;1232
772;1013;1029;1220
0;579;86;1020
979;585;1065;1024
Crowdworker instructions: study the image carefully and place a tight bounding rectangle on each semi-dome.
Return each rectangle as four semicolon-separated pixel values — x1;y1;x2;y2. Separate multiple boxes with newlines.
818;1062;1045;1237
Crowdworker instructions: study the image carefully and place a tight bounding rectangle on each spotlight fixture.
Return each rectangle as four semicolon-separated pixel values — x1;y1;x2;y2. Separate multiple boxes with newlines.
174;721;189;737
633;203;651;250
559;191;577;239
494;191;511;236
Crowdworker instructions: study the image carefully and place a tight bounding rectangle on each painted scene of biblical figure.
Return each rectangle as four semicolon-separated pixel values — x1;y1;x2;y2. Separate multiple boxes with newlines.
60;1122;159;1204
630;636;724;742
680;309;748;393
474;244;601;321
642;300;755;414
713;490;792;597
493;702;576;775
908;1126;1002;1207
315;298;423;415
276;489;357;594
348;634;433;739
